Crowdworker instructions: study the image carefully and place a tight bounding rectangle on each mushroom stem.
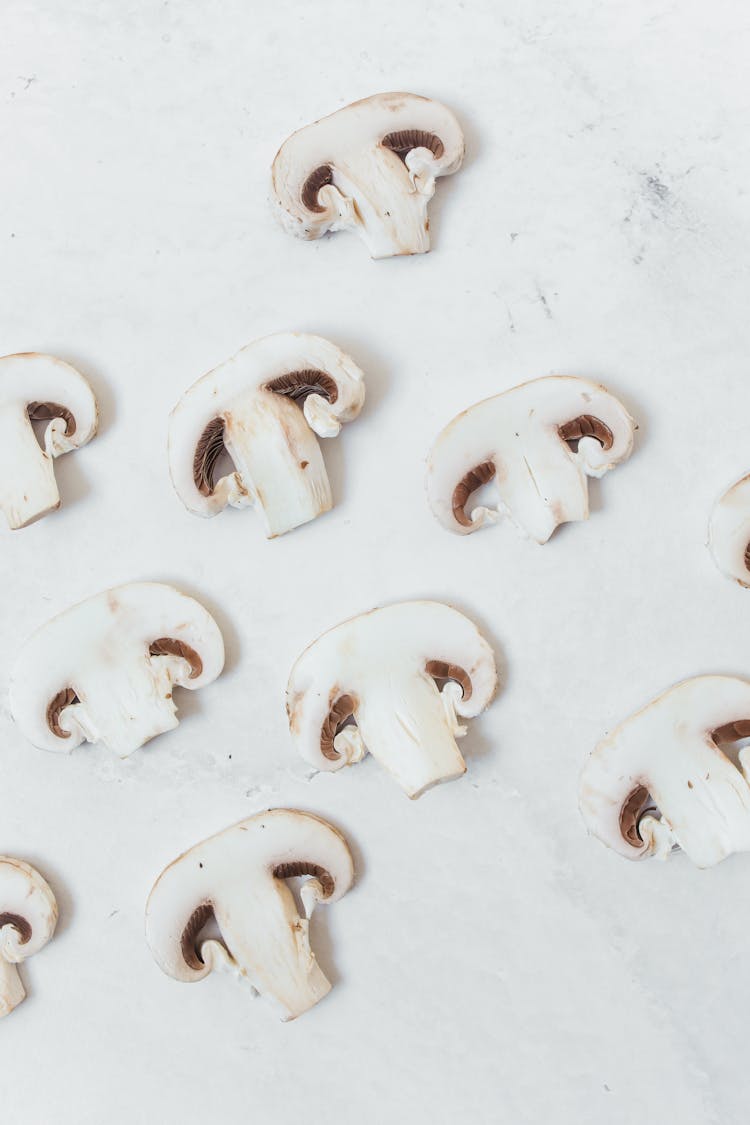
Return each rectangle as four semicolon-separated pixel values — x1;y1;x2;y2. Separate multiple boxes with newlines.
224;393;332;537
329;148;435;258
356;673;467;798
0;409;60;529
212;884;332;1021
60;658;181;756
0;951;26;1018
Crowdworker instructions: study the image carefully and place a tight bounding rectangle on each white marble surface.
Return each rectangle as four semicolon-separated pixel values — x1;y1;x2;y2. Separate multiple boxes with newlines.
2;1;750;1121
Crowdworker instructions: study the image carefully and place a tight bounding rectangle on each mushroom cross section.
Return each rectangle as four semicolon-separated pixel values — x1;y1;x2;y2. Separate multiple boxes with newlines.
286;601;498;799
708;474;750;586
0;352;98;529
10;582;224;757
426;376;635;543
145;809;354;1022
0;857;58;1018
579;676;750;868
168;333;365;538
271;92;464;259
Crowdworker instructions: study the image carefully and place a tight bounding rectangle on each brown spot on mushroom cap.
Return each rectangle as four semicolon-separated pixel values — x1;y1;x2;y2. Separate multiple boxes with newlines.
321;693;357;761
264;369;339;406
149;638;203;680
193;416;227;496
619;784;651;847
47;687;79;739
301;165;333;212
27;401;76;437
425;660;472;701
452;460;496;527
0;912;31;944
382;129;444;161
274;861;334;898
181;902;215;970
559;414;613;452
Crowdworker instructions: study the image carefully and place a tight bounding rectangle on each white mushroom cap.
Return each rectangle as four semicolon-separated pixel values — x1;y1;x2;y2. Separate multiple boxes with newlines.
271;92;465;259
579;676;750;868
287;601;498;798
168;333;365;538
10;582;224;757
0;353;98;530
0;857;58;1018
426;376;635;544
708;474;750;586
145;809;354;1022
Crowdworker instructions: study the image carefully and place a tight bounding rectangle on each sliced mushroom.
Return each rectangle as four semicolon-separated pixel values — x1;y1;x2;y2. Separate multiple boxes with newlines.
271;92;464;259
286;601;498;799
0;353;98;529
0;858;58;1018
426;376;635;543
168;333;365;538
10;582;224;757
145;809;354;1022
708;474;750;586
579;676;750;868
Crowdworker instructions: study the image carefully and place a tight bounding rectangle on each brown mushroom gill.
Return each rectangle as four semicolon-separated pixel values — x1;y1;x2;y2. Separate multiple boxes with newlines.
27;401;76;438
425;659;472;701
149;638;203;680
181;902;216;970
744;543;750;575
193;416;228;496
321;694;357;761
558;414;613;452
714;719;750;743
47;687;80;739
301;165;334;212
452;460;496;528
381;130;444;161
273;861;335;898
0;913;32;945
263;369;338;406
619;784;653;847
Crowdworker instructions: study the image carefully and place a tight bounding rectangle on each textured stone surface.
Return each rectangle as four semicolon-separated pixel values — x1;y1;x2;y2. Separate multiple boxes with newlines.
1;1;749;1121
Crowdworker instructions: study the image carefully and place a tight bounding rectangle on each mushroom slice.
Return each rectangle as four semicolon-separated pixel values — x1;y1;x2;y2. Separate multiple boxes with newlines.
708;474;750;586
0;353;98;529
145;809;354;1022
426;376;635;544
287;601;498;799
579;676;750;868
271;92;464;259
0;857;58;1018
168;333;365;538
9;582;224;757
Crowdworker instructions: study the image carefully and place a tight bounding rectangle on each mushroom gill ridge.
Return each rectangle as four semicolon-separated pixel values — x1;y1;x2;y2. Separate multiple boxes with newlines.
193;417;228;495
264;369;339;405
27;401;76;437
452;460;496;527
273;862;335;898
381;129;444;161
301;165;334;212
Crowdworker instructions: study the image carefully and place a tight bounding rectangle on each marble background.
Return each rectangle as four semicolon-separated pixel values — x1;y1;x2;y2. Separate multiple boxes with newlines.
2;1;750;1122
